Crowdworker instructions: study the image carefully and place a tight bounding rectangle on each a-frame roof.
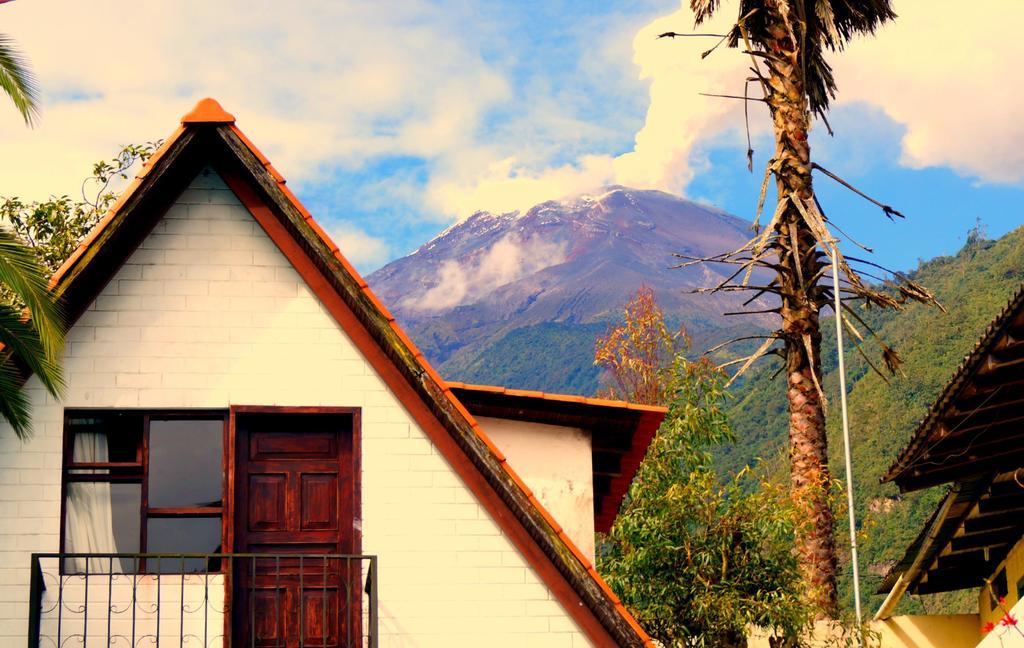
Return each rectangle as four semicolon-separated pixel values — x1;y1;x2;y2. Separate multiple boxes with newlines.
47;98;654;648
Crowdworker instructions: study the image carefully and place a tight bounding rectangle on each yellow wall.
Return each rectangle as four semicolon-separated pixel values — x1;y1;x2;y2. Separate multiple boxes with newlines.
980;536;1024;628
748;615;980;647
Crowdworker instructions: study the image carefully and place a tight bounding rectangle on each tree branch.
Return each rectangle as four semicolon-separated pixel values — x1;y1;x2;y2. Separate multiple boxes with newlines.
811;162;904;220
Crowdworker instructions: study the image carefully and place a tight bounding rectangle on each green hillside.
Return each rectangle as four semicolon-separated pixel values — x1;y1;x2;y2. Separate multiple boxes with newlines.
441;322;606;393
720;226;1024;615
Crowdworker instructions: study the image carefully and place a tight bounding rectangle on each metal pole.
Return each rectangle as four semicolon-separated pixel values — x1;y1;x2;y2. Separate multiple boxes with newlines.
831;244;863;630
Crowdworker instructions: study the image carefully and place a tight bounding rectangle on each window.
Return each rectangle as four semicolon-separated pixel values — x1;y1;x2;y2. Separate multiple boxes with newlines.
991;567;1009;608
62;411;226;573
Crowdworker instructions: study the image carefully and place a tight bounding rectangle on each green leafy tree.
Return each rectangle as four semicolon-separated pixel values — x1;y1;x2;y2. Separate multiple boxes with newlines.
1;142;160;272
597;289;811;647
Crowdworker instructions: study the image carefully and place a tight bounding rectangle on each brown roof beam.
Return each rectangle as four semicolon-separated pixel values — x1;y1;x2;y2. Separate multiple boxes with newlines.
916;571;988;595
950;530;1017;553
936;550;996;572
964;511;1024;535
898;447;1024;491
944;401;1024;429
978;493;1024;514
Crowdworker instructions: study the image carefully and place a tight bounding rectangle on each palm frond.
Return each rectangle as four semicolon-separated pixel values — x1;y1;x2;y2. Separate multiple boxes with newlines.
691;0;896;118
0;228;64;358
0;229;65;438
0;358;31;438
0;34;39;126
0;304;64;399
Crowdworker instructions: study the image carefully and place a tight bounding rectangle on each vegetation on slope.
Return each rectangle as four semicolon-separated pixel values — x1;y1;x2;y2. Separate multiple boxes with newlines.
720;225;1024;614
440;322;606;393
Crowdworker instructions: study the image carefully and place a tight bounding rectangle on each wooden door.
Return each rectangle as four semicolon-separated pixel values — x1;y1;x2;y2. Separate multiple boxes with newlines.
232;411;358;648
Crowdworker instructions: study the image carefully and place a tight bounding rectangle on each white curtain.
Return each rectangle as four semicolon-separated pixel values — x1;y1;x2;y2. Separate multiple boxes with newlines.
65;433;121;573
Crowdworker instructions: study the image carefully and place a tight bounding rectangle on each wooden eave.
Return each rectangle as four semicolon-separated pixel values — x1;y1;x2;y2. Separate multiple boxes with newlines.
43;99;654;648
879;472;1024;596
883;284;1024;491
447;382;667;533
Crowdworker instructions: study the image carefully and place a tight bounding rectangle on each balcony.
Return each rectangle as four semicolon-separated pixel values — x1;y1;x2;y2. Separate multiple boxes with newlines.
28;553;378;648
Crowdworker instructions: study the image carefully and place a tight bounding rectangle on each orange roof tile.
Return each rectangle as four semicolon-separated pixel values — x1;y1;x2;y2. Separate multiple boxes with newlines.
445;381;667;414
181;97;235;124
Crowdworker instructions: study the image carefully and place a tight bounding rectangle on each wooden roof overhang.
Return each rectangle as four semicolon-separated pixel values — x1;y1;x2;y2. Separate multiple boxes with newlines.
447;382;667;533
39;99;656;648
883;284;1024;492
878;283;1024;604
879;472;1024;595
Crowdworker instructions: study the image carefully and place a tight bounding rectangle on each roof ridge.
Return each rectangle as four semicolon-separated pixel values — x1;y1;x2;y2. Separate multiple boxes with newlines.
181;97;235;124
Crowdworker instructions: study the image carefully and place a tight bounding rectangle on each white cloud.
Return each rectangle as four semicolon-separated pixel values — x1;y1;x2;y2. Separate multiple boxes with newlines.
326;224;391;272
407;233;568;311
427;5;750;218
835;0;1024;184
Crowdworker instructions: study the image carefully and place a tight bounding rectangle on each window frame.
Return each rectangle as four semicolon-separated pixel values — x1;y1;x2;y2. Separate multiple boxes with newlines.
60;409;229;574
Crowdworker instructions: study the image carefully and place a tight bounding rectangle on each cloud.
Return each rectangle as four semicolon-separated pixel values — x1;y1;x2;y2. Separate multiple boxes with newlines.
834;0;1024;184
407;233;568;311
0;0;1017;242
431;1;1022;219
426;5;750;218
326;224;392;272
0;0;510;200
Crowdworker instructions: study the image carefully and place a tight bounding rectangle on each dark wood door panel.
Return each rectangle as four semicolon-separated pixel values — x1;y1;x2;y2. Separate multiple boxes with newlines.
248;473;288;530
250;429;338;460
233;411;358;647
301;473;339;531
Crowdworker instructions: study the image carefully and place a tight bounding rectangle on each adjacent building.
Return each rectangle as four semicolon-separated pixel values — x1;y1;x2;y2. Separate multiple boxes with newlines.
878;285;1024;647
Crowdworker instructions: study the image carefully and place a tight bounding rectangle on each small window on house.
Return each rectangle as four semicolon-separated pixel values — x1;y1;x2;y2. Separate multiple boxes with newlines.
62;411;226;574
991;568;1009;608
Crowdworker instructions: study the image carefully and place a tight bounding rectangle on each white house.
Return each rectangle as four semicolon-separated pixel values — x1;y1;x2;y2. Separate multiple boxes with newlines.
0;99;666;648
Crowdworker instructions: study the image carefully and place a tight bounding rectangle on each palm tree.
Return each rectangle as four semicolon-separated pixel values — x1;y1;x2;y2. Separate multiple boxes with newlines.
0;24;63;437
676;0;939;615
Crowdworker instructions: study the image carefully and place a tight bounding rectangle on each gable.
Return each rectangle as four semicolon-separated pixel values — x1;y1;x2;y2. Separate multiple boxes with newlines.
54;168;592;645
41;99;652;648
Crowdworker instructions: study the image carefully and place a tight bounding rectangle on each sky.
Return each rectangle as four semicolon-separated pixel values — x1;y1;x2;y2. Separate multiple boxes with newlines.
1;0;1021;274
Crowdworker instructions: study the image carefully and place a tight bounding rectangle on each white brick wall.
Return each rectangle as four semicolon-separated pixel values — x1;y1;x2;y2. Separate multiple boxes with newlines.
477;417;596;562
0;169;592;647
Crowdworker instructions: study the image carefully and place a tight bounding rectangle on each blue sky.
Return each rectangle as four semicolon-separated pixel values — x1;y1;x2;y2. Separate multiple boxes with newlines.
2;0;1021;275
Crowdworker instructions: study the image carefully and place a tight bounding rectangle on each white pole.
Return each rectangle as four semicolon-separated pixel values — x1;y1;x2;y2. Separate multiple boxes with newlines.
831;243;863;630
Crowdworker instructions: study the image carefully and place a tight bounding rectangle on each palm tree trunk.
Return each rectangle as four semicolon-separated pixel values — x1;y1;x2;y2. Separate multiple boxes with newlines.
763;8;839;617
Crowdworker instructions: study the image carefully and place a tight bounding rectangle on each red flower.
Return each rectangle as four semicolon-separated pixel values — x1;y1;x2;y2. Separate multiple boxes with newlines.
1001;612;1018;627
999;596;1007;606
983;621;996;634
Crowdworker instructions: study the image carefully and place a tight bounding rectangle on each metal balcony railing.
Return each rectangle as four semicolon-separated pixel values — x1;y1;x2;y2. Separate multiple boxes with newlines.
28;553;378;648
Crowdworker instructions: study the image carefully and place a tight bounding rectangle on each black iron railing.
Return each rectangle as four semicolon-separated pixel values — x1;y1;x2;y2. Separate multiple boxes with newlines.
28;553;378;648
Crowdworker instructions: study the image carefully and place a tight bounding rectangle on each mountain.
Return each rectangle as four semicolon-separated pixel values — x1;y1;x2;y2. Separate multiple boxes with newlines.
720;226;1024;615
368;186;773;393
